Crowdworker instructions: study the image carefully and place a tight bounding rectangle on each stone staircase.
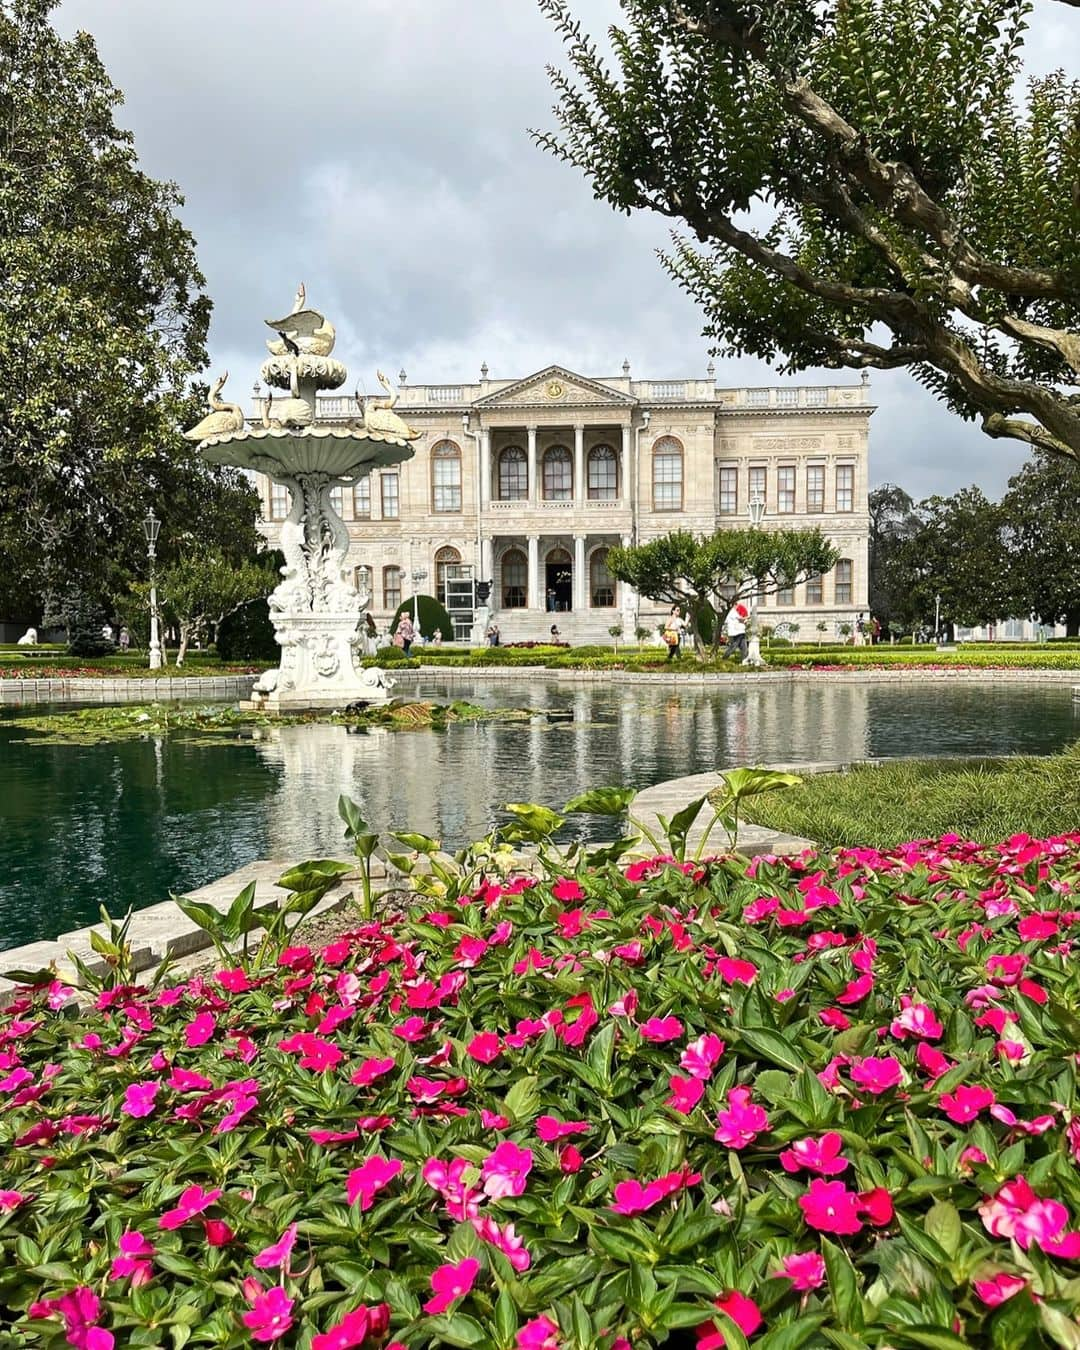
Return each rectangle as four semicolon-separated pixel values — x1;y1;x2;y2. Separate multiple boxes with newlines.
485;609;663;647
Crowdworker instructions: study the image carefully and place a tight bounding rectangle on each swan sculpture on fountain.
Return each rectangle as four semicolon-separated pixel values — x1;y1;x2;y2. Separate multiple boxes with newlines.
183;372;245;441
352;371;421;441
264;282;336;358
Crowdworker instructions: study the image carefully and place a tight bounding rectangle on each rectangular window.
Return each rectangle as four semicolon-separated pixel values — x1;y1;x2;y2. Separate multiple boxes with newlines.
381;472;399;519
383;566;402;610
352;478;371;518
805;574;823;605
806;464;825;513
718;465;738;515
432;451;462;512
836;464;854;512
777;466;795;513
270;483;290;520
834;559;853;604
329;484;344;516
776;586;795;606
748;465;766;508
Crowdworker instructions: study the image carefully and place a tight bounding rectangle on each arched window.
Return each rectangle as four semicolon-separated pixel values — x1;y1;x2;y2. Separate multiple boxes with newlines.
431;440;462;512
587;444;617;500
652;437;683;511
434;545;462;606
498;446;528;501
353;564;370;594
590;548;616;607
382;566;402;610
501;548;527;609
543;445;572;500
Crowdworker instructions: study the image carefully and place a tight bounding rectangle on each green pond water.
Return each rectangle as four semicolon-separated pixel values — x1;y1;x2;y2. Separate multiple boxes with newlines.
1;677;1078;951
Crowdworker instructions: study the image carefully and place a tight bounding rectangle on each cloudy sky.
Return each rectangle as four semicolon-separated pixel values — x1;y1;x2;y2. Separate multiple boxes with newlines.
55;0;1080;499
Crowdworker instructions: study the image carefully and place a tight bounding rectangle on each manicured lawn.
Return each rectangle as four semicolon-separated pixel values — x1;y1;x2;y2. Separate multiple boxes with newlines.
740;743;1080;847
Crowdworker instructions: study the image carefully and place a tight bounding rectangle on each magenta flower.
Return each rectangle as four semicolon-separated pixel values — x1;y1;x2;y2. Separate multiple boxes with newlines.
973;1272;1028;1306
311;1303;390;1350
517;1314;560;1348
466;1032;502;1063
560;1144;583;1173
30;1287;115;1350
472;1216;532;1271
0;1189;27;1212
666;1073;705;1114
713;957;758;986
393;1015;430;1041
610;1168;700;1215
482;1140;533;1200
351;1055;396;1087
242;1285;294;1343
888;997;944;1041
607;988;638;1017
779;1132;849;1176
640;1015;684;1042
108;1230;155;1286
939;1084;996;1123
536;1116;590;1142
122;1080;159;1118
849;1055;902;1095
713;1086;769;1149
915;1042;952;1080
778;1251;826;1290
184;1011;216;1048
276;1032;343;1072
798;1179;862;1234
680;1033;725;1079
696;1291;763;1349
346;1155;403;1210
552;877;584;902
158;1183;222;1230
203;1218;235;1246
423;1156;482;1222
454;935;489;968
423;1256;480;1314
835;973;874;1004
979;1176;1080;1257
169;1066;213;1092
253;1221;298;1272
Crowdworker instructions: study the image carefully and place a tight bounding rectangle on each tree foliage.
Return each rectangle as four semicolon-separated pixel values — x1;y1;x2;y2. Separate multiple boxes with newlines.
608;527;838;657
158;553;273;666
867;484;921;626
538;0;1080;461
1000;452;1080;634
0;0;258;619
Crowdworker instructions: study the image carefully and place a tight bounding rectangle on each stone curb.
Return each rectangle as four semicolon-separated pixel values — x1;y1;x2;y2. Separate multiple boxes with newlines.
394;667;1080;686
0;674;258;707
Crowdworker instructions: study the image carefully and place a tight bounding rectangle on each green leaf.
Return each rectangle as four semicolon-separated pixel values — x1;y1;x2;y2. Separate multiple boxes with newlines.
563;786;637;815
737;1025;808;1073
503;802;564;839
426;1313;492;1348
923;1201;962;1258
822;1236;864;1331
338;794;369;837
758;1317;830;1350
715;767;802;803
493;1288;518;1348
392;831;441;854
894;1329;973;1350
276;860;353;891
504;1076;541;1124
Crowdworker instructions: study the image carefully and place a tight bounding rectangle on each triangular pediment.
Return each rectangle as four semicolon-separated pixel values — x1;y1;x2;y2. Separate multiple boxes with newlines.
473;365;636;409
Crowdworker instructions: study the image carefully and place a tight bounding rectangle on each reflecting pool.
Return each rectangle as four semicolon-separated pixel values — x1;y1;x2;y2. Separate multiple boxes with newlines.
1;678;1077;950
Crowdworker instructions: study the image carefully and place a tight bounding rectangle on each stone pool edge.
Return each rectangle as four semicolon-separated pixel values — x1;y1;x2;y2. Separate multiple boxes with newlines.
0;674;258;707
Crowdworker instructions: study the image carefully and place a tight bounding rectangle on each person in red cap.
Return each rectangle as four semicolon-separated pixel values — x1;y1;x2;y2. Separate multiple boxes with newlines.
722;602;749;660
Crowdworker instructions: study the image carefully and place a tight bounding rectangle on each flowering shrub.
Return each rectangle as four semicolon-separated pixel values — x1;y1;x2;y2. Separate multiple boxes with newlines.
2;826;1080;1347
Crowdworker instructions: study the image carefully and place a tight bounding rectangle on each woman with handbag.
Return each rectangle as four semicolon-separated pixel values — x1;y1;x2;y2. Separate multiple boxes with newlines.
662;606;685;661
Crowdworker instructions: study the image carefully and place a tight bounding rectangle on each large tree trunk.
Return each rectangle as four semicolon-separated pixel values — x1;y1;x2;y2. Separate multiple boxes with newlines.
1066;609;1080;638
176;620;191;667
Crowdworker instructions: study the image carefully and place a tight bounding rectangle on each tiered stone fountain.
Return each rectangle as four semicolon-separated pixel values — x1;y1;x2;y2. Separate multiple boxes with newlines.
185;284;418;710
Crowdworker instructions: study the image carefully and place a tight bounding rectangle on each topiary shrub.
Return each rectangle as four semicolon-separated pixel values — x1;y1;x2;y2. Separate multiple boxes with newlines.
391;594;454;641
216;598;278;663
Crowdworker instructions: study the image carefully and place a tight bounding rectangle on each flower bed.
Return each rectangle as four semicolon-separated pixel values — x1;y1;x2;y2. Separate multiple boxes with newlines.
2;828;1080;1347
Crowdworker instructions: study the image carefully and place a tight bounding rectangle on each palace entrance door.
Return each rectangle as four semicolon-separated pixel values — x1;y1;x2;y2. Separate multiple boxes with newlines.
545;548;572;612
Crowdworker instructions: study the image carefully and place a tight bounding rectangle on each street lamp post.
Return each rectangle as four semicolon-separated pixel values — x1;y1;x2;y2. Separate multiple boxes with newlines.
142;508;163;670
743;491;766;667
934;592;942;644
411;569;428;629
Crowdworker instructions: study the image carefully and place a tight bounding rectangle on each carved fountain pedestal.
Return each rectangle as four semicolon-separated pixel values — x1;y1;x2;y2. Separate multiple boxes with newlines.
188;287;418;711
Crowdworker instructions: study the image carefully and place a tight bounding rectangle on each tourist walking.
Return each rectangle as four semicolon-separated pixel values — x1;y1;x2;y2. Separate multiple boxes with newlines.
395;613;415;654
722;603;749;660
486;622;500;647
118;626;131;652
662;606;685;661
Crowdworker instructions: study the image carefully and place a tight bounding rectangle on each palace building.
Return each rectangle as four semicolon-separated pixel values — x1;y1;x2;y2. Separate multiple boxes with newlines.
254;363;873;643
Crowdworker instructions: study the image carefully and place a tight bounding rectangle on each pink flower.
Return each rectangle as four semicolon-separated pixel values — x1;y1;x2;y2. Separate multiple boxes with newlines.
253;1222;298;1272
552;878;584;902
517;1314;560;1349
346;1155;403;1210
311;1304;390;1350
483;1140;533;1200
122;1080;159;1118
351;1055;396;1087
610;1168;700;1215
666;1074;705;1114
536;1116;591;1142
473;1216;532;1271
819;1008;850;1030
849;1055;902;1095
0;1189;27;1212
184;1011;216;1048
560;1144;584;1173
713;1086;769;1149
680;1033;725;1079
466;1032;502;1063
423;1257;480;1314
973;1273;1028;1307
915;1042;952;1080
835;973;874;1004
798;1179;862;1234
778;1251;826;1290
203;1219;235;1246
30;1287;115;1350
979;1176;1080;1257
276;1032;342;1072
888;997;943;1041
1018;913;1058;941
392;1015;430;1041
169;1066;213;1092
640;1015;684;1043
481;1109;510;1130
423;1157;482;1222
714;957;758;985
697;1291;763;1348
108;1230;155;1286
159;1184;222;1230
242;1285;294;1343
939;1084;996;1123
608;989;638;1017
779;1132;849;1176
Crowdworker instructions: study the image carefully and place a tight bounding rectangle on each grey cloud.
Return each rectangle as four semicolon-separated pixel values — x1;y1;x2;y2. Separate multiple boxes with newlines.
55;0;1079;502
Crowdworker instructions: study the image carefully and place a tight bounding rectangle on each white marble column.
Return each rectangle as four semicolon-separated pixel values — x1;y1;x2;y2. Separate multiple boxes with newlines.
619;531;637;623
573;533;586;611
620;425;631;504
574;425;585;502
527;426;538;503
480;428;491;508
527;535;540;611
481;538;494;584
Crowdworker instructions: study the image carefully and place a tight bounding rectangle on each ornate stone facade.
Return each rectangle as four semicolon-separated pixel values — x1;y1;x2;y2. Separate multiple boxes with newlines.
254;364;873;642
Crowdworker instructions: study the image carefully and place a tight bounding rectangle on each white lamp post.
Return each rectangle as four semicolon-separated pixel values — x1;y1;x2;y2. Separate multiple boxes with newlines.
143;508;163;670
934;592;942;644
411;568;428;628
743;491;766;667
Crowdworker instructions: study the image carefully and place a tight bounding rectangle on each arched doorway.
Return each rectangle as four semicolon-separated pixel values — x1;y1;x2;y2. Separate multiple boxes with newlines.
545;546;572;612
434;545;462;606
